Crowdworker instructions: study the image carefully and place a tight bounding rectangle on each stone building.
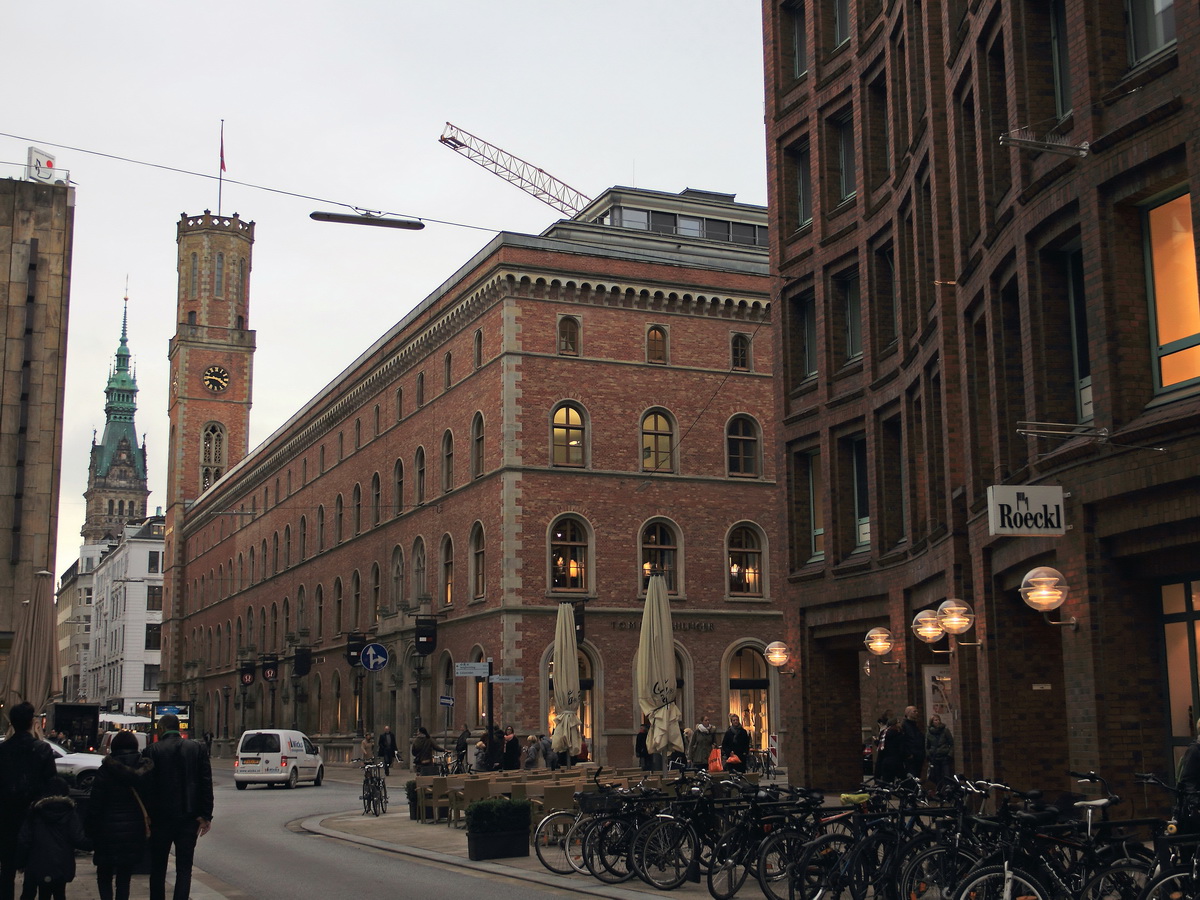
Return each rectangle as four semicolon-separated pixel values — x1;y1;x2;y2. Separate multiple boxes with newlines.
0;178;73;694
762;0;1200;799
163;189;782;764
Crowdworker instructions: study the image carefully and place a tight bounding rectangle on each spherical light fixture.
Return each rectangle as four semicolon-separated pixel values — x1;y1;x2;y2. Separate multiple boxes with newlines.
864;627;895;656
912;609;945;643
1020;566;1068;612
937;598;975;635
764;641;790;668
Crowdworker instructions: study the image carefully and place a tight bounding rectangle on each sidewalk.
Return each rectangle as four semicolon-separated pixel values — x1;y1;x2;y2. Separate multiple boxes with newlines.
64;760;754;899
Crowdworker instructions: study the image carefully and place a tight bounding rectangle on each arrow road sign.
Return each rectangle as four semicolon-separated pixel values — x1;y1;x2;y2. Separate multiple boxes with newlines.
361;642;389;672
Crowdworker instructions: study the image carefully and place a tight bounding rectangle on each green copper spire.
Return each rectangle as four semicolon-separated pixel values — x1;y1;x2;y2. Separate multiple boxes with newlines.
94;297;146;480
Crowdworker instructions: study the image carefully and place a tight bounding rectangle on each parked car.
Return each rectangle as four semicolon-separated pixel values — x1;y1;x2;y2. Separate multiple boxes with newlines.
47;741;106;791
233;729;324;790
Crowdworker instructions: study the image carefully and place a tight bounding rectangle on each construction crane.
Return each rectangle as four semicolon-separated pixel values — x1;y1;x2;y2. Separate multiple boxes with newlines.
438;122;593;217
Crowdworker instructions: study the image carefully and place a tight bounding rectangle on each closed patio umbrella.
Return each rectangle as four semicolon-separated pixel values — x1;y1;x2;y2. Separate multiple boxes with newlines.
2;570;59;729
551;601;582;759
638;573;683;758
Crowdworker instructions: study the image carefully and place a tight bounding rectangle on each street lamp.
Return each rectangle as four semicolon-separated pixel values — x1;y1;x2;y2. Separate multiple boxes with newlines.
310;211;425;230
764;641;797;677
1020;566;1077;629
911;610;945;643
862;627;900;675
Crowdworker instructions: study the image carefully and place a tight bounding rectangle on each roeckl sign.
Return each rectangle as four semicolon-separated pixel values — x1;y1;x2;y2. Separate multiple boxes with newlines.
986;485;1067;536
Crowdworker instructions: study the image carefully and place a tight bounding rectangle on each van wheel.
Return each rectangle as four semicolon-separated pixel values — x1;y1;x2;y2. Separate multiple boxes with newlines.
314;766;324;787
236;782;247;791
287;768;299;789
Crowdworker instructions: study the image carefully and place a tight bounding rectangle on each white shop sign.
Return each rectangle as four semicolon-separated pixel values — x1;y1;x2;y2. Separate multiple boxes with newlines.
986;485;1066;536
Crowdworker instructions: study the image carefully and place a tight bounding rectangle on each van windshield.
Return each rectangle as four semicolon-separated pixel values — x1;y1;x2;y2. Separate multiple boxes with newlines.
239;733;280;754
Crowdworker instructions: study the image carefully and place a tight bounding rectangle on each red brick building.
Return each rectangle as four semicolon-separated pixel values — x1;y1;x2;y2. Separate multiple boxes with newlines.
763;0;1200;799
162;188;783;765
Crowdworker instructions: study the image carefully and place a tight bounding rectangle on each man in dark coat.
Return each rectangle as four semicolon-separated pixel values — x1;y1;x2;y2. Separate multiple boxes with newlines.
0;701;56;900
901;706;926;778
377;726;398;777
721;714;751;773
141;715;213;900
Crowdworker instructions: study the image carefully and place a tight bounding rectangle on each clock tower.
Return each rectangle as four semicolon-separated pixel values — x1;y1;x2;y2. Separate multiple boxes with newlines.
163;210;256;693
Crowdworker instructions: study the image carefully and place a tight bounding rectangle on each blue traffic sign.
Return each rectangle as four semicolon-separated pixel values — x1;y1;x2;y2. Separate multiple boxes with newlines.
361;642;389;671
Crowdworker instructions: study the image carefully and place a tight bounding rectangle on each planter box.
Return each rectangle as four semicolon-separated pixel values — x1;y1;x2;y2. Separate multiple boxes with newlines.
466;830;530;861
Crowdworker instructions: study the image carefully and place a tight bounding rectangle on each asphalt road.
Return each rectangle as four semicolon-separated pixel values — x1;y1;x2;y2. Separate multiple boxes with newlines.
202;768;569;900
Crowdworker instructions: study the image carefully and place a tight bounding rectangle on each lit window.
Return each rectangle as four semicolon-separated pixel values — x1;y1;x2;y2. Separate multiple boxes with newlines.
642;412;675;473
471;523;486;599
647;326;668;363
1148;193;1200;389
728;527;763;596
551;517;589;592
552;404;586;467
641;522;679;593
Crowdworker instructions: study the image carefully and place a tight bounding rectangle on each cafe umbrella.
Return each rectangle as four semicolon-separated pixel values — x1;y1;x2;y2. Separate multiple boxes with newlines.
1;570;59;729
550;601;582;759
637;572;684;760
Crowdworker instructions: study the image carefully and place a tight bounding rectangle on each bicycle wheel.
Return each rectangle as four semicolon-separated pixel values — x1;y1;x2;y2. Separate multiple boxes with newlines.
534;811;580;875
361;781;372;816
951;864;1051;900
585;817;637;884
898;844;980;900
789;833;854;900
845;827;900;900
1079;861;1152;900
379;780;389;814
635;817;700;890
1140;868;1196;900
708;829;753;900
565;815;596;874
758;827;812;900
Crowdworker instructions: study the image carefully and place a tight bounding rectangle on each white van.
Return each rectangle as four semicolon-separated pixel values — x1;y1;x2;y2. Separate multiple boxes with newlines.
233;729;324;790
99;730;149;755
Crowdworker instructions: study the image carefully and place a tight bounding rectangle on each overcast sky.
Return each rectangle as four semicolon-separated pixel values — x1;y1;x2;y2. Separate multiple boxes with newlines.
2;1;769;579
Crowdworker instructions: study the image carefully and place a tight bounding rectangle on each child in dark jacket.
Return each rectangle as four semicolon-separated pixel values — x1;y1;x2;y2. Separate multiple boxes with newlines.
85;731;154;900
16;777;90;900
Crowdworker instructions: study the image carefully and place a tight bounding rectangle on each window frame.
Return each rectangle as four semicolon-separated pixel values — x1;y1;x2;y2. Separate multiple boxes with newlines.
550;516;590;593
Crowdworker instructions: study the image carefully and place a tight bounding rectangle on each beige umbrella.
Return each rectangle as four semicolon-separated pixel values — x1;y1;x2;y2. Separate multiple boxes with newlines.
2;570;59;728
550;601;582;758
638;572;683;758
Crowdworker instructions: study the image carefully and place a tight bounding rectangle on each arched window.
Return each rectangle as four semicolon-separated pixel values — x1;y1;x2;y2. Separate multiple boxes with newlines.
261;539;269;578
334;578;343;634
412;538;427;600
236;617;243;652
641;411;675;473
283;597;291;638
552;403;586;467
391;546;404;610
641;521;679;593
442;431;454;493
352;484;362;535
351;571;361;630
416;372;425;407
335;494;344;543
215;252;225;296
299;517;307;561
395;387;404;421
728;526;764;596
248;547;256;585
393;459;404;517
373;404;380;437
441;535;454;608
371;473;381;526
415;447;426;505
444;351;453;389
727;415;760;477
470;522;486;600
201;423;226;489
550;516;589;592
190;252;198;298
297;585;307;634
270;603;279;650
370;563;381;625
315;585;324;638
354;418;361;449
731;333;751;370
473;329;483;369
317;505;325;551
237;553;244;592
283;526;291;568
558;316;580;356
647;325;668;363
246;606;256;649
271;533;279;575
471;413;485;479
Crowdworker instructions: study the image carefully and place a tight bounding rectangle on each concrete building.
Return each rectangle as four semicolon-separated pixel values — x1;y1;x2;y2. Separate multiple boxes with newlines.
762;0;1200;799
163;189;781;763
86;515;165;716
0;178;73;691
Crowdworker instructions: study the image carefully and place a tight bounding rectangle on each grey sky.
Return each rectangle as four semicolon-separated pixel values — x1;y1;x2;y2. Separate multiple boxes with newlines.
1;1;769;576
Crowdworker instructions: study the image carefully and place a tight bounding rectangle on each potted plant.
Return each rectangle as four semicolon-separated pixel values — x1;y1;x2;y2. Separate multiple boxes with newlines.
465;797;532;860
405;780;418;820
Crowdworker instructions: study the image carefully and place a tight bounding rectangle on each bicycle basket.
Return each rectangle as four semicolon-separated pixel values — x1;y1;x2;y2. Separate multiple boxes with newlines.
577;791;624;813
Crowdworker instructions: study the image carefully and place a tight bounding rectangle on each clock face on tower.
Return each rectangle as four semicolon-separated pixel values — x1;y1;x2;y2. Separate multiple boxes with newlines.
202;365;231;393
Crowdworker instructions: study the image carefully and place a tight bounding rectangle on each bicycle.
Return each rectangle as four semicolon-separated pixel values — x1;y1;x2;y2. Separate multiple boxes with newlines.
747;749;778;781
355;756;388;816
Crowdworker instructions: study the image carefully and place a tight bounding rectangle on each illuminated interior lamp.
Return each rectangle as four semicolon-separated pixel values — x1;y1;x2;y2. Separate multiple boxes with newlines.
1020;566;1076;629
912;609;946;643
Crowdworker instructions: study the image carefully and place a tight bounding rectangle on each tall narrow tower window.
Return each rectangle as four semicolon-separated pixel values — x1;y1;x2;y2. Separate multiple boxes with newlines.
201;423;227;490
215;253;225;296
190;253;198;298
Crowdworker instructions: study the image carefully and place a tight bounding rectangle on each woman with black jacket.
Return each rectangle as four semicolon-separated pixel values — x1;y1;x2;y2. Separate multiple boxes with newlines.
85;732;154;900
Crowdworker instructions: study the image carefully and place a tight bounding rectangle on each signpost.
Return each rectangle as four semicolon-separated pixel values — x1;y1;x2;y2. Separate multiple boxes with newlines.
439;695;455;707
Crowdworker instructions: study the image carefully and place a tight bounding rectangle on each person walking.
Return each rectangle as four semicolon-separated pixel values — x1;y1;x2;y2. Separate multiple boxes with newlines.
925;714;954;787
901;706;926;778
502;726;522;771
16;777;89;900
522;735;542;770
377;726;398;776
688;715;716;770
141;713;214;900
0;701;56;900
358;732;374;763
721;714;751;773
539;734;557;771
454;724;471;772
85;731;153;900
410;727;441;775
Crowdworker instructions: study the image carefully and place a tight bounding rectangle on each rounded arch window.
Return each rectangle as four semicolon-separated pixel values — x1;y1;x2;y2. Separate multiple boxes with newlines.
728;525;764;596
550;516;590;592
552;404;586;467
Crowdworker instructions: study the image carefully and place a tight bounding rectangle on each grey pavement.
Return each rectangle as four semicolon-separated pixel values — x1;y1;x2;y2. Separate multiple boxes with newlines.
58;758;774;899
